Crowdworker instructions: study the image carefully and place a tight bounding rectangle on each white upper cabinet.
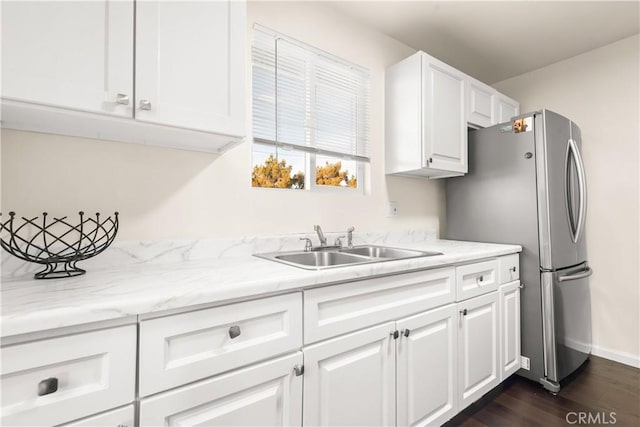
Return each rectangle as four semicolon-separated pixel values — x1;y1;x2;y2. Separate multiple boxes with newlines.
386;51;519;178
1;0;134;117
467;78;496;128
423;55;468;175
495;93;520;123
1;0;246;153
386;51;467;178
135;0;245;136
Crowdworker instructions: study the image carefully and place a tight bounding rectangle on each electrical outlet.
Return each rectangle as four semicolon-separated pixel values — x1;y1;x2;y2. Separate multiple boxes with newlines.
520;355;530;370
387;201;398;217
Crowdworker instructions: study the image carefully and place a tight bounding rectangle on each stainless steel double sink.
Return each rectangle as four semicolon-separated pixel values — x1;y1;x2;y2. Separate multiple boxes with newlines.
255;245;443;270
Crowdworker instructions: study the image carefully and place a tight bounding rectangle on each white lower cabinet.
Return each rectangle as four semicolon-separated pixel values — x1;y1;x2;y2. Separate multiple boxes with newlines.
499;281;521;380
3;254;520;427
303;304;460;427
303;322;396;427
457;291;500;411
140;352;303;427
396;304;458;427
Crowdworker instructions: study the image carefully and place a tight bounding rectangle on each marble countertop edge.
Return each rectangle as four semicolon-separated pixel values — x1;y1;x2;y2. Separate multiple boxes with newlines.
1;240;522;339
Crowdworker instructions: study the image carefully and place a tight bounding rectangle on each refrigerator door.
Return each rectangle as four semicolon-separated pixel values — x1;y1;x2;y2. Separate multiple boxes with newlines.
541;262;592;385
536;110;588;270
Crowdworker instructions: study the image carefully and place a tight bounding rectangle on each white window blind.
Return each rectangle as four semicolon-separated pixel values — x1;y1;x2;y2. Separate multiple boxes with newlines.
252;25;370;161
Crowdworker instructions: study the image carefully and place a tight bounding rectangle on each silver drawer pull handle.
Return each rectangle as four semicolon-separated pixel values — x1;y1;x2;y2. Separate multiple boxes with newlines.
477;275;484;283
293;364;304;376
116;93;129;105
511;266;517;272
37;377;58;396
228;325;241;339
139;99;152;110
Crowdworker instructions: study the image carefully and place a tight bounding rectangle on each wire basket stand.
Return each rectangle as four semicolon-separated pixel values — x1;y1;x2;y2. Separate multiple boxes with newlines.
0;211;119;279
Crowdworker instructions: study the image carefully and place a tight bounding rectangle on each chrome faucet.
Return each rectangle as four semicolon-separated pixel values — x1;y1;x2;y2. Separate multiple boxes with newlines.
347;226;355;248
314;224;327;246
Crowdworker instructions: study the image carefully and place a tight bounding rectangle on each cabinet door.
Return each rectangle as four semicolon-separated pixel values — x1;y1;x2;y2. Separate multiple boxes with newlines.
1;0;133;117
140;352;302;427
467;78;495;128
499;281;521;381
495;94;519;123
304;322;396;427
422;53;467;174
457;292;499;411
397;304;458;427
135;0;245;136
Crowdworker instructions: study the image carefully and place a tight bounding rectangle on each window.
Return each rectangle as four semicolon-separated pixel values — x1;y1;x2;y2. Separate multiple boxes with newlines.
251;25;370;191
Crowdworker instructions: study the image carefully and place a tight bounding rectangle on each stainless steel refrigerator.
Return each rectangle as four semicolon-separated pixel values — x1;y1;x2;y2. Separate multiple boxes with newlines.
446;109;592;393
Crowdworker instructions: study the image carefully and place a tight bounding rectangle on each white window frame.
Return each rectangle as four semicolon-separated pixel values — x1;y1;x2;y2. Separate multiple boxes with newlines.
251;25;369;194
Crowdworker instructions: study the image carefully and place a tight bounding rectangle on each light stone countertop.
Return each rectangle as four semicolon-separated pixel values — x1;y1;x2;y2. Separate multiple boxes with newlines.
1;239;521;339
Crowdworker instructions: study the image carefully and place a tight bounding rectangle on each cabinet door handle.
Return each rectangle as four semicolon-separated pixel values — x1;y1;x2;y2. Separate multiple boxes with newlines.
390;330;400;339
228;325;241;339
477;275;484;283
511;266;517;272
461;309;468;316
293;364;304;376
403;329;411;337
37;377;58;396
139;99;152;110
116;93;129;105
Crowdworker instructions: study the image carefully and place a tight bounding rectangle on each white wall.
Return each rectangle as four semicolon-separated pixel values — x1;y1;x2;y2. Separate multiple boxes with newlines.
1;1;445;240
494;35;640;366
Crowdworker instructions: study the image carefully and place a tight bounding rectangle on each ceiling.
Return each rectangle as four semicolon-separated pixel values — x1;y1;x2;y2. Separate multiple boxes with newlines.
325;1;640;84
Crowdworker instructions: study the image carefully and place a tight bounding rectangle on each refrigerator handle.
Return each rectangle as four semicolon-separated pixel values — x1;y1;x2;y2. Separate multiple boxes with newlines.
567;139;587;243
558;266;593;282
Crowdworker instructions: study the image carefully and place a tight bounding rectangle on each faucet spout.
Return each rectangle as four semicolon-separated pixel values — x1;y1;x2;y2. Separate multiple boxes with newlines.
314;225;327;246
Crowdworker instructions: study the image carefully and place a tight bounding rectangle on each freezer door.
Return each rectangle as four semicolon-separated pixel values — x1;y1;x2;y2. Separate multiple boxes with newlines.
536;110;588;270
541;263;592;384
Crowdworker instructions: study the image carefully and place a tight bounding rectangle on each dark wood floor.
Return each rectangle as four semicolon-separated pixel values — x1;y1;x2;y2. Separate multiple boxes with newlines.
445;356;640;426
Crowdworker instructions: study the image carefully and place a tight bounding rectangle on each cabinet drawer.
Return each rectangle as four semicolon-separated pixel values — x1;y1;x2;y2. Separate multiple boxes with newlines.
304;267;455;344
456;259;499;301
140;352;303;427
0;325;136;427
59;404;134;427
139;292;302;396
498;254;520;284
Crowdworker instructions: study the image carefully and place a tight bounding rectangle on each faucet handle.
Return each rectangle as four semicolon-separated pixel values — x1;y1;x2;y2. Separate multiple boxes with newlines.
300;237;313;252
334;235;346;247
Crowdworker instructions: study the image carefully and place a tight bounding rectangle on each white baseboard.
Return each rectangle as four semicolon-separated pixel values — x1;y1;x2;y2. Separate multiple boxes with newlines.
591;344;640;368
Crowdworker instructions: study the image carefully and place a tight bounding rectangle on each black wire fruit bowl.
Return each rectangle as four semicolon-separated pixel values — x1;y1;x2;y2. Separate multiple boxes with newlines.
0;211;119;279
